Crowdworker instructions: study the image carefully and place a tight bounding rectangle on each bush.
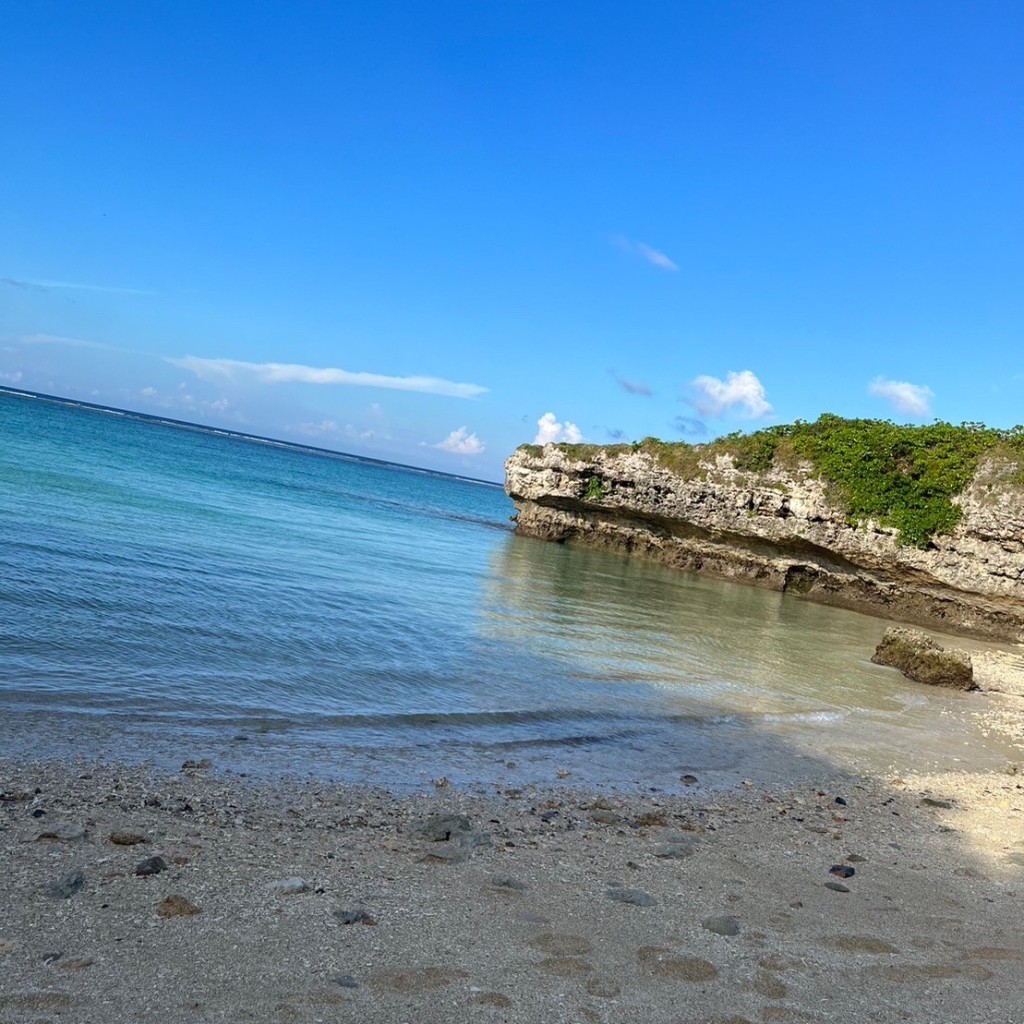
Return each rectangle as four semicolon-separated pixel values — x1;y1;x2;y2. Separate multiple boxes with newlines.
535;416;1024;548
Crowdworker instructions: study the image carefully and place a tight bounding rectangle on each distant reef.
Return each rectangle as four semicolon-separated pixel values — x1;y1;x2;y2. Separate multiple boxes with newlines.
504;416;1024;642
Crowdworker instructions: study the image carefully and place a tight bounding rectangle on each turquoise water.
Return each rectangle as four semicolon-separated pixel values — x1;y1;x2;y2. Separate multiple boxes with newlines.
1;389;1015;791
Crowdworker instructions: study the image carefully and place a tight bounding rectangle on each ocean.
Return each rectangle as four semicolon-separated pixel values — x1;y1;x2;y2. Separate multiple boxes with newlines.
1;387;1015;792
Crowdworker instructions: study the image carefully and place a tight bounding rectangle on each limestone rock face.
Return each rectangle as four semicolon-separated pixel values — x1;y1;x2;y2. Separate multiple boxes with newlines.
871;627;976;689
504;446;1024;642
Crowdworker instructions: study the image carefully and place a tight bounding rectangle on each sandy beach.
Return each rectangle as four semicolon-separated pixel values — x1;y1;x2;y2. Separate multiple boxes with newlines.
2;689;1022;1024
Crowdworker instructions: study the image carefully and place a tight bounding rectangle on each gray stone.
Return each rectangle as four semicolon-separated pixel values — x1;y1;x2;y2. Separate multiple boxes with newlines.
44;871;85;900
420;829;490;863
490;875;528;891
134;856;168;876
702;914;741;936
334;975;358;989
418;814;471;841
35;822;85;842
608;886;656;907
267;877;310;895
590;810;621;825
333;909;374;925
653;838;698;859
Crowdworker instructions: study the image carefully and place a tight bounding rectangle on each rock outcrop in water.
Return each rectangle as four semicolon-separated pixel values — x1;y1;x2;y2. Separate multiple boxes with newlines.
504;439;1024;643
871;627;976;689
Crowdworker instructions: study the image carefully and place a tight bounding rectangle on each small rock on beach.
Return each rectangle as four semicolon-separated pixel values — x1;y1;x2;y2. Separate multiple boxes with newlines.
267;877;310;895
134;856;168;876
109;831;147;846
608;886;656;907
418;814;471;841
156;895;201;918
702;915;741;936
43;871;85;900
35;822;85;842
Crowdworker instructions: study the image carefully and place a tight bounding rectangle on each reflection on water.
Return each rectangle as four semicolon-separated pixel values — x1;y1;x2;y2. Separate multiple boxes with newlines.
475;534;1020;784
486;535;904;715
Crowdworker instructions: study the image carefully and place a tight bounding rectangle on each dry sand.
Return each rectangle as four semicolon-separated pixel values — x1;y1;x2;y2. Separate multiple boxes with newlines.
2;720;1023;1024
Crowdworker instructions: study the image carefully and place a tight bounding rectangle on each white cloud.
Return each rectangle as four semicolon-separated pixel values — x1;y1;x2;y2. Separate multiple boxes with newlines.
0;369;23;383
612;236;678;271
535;412;584;445
168;356;487;399
868;377;934;417
434;426;486;455
140;386;157;397
688;369;772;418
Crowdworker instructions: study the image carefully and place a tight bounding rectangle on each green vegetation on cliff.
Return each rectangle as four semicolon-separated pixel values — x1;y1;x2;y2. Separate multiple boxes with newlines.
520;415;1024;548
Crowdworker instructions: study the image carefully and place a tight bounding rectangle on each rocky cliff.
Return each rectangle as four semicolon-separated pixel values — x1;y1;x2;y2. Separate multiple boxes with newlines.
504;443;1024;643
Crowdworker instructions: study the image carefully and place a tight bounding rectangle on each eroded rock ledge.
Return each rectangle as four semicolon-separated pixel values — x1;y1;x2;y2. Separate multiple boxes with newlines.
504;445;1024;642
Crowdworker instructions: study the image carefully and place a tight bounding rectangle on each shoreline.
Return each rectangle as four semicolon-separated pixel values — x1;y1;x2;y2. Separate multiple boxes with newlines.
2;743;1022;1023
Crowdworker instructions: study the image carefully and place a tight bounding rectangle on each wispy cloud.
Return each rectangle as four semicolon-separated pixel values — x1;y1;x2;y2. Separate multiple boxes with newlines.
868;376;934;417
0;369;24;384
168;356;487;399
612;370;652;396
535;412;583;445
673;415;708;437
17;333;111;350
2;277;154;295
687;369;772;419
612;236;678;271
433;426;486;455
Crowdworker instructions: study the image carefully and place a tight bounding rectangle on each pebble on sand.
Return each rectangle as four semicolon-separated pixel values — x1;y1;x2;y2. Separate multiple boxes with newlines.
333;909;375;925
156;895;202;918
43;871;85;900
702;915;741;936
267;877;310;895
34;822;85;842
418;814;471;841
134;856;168;877
109;831;148;846
607;886;656;907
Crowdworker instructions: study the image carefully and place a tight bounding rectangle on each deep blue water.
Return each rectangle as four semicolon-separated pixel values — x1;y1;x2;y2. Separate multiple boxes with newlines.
1;388;1013;791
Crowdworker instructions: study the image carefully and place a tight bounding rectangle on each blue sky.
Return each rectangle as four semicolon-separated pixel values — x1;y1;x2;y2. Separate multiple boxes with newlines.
2;2;1021;480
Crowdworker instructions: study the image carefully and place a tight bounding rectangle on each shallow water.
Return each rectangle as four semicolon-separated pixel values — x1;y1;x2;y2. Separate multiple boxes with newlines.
1;388;1017;792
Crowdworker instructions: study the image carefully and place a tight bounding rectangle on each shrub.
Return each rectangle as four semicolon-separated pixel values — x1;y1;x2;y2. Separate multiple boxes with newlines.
631;416;1023;548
